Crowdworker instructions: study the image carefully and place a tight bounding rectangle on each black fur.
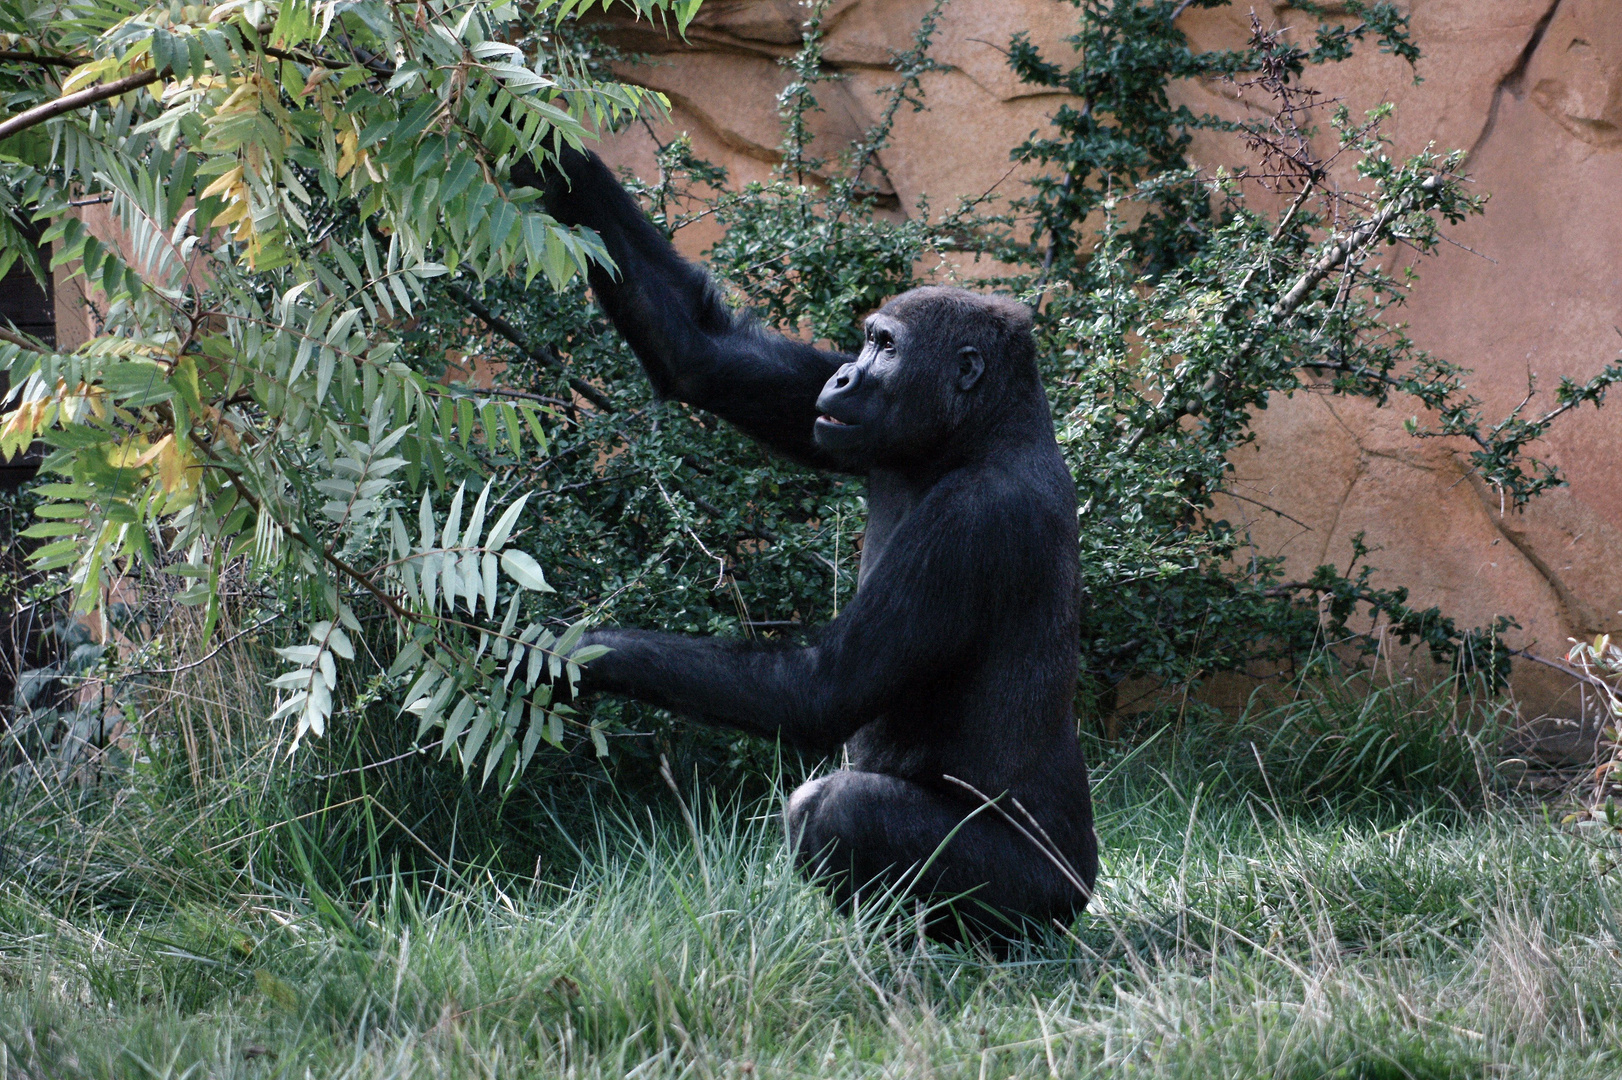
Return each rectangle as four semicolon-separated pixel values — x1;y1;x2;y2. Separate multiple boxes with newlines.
522;150;1097;939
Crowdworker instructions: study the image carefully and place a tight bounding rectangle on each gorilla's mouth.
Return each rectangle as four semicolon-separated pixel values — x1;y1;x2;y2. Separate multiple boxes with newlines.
814;413;863;449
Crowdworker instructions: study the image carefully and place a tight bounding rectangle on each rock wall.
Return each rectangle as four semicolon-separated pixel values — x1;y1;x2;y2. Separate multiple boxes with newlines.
592;0;1622;717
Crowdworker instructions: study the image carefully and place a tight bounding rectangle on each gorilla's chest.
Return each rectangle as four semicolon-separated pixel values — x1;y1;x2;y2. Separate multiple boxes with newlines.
856;470;929;589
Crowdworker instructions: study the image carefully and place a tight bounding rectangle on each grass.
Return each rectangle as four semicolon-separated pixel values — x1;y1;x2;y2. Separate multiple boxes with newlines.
2;680;1621;1078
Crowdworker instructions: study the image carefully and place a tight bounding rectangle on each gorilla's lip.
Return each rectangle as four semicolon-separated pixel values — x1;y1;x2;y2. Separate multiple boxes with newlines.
813;414;864;451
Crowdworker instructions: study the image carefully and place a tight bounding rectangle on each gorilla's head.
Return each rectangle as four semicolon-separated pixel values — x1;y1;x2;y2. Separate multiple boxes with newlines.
813;286;1041;469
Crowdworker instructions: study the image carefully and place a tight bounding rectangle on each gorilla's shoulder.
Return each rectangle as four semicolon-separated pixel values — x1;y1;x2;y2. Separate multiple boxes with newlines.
933;460;1067;529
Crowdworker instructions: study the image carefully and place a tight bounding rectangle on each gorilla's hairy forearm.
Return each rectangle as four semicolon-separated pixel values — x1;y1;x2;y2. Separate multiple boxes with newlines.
515;148;723;400
515;149;846;470
579;628;862;753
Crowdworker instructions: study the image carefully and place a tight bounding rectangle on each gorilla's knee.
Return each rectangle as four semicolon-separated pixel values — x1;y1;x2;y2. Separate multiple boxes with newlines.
784;775;837;866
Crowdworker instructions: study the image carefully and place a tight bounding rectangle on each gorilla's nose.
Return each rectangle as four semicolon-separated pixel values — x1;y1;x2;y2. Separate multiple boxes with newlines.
818;364;862;414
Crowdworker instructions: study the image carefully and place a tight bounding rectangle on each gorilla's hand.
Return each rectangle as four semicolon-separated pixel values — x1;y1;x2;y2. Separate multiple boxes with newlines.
521;627;614;705
507;146;602;230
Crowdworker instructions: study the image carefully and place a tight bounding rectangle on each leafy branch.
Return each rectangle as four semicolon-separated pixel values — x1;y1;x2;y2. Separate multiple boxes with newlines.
0;0;694;779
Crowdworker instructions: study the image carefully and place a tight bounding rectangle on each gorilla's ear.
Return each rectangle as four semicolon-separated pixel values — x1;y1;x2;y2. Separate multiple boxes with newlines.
956;346;985;392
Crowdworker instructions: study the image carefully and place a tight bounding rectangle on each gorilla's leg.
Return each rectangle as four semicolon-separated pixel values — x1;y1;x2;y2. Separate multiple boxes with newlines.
784;770;1090;940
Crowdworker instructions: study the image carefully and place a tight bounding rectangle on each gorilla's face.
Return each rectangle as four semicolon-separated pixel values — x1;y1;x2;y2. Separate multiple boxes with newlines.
814;309;985;468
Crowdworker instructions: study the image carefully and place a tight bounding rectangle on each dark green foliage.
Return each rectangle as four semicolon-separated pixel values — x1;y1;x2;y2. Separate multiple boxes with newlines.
697;0;982;351
1009;0;1426;281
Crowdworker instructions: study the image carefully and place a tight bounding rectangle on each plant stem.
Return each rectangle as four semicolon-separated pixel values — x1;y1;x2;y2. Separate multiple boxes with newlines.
0;68;159;141
446;285;616;414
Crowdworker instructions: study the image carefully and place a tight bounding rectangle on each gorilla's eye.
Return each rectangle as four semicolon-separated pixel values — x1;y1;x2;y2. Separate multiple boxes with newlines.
876;331;894;352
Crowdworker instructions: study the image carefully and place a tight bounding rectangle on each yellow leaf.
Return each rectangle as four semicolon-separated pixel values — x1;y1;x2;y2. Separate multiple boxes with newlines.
60;54;128;95
0;410;34;459
200;165;244;201
107;436;156;470
335;128;359;179
218;77;262;114
133;433;172;469
155;435;198;494
211;199;249;230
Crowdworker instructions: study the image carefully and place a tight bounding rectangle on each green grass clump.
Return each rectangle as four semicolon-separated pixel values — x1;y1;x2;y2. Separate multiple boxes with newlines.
1230;671;1509;809
3;699;1621;1079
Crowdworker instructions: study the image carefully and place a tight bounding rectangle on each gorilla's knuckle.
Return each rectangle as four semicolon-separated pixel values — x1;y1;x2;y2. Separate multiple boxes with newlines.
784;776;831;831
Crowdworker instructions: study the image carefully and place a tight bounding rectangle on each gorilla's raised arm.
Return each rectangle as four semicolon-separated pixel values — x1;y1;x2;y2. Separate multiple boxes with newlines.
512;149;849;470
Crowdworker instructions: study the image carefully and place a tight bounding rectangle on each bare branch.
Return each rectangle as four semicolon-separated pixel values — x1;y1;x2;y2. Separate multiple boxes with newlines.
0;50;85;68
0;68;160;142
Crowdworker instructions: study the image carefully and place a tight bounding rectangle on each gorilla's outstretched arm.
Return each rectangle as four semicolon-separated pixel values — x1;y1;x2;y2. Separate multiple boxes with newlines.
512;149;849;470
578;475;1013;753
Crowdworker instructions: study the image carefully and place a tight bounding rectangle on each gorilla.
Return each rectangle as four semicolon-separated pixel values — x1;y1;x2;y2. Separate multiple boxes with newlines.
515;149;1097;939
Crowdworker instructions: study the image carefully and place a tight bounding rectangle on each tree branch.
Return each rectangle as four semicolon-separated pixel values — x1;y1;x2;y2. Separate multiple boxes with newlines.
0;68;160;142
261;44;391;75
1510;647;1621;700
1121;176;1438;456
0;326;47;352
0;50;85;68
211;467;420;626
446;284;616;414
1267;180;1434;318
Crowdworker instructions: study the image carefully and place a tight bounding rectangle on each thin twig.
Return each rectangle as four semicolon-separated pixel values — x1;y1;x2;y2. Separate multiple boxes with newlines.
137;616;283;674
194;794;368;854
681;489;838;575
300;746;428;781
0;50;83;68
1120;176;1433;456
210;466;419;626
1510;647;1621;700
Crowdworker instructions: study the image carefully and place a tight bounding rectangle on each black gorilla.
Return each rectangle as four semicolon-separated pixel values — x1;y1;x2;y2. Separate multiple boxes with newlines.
517;150;1097;938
